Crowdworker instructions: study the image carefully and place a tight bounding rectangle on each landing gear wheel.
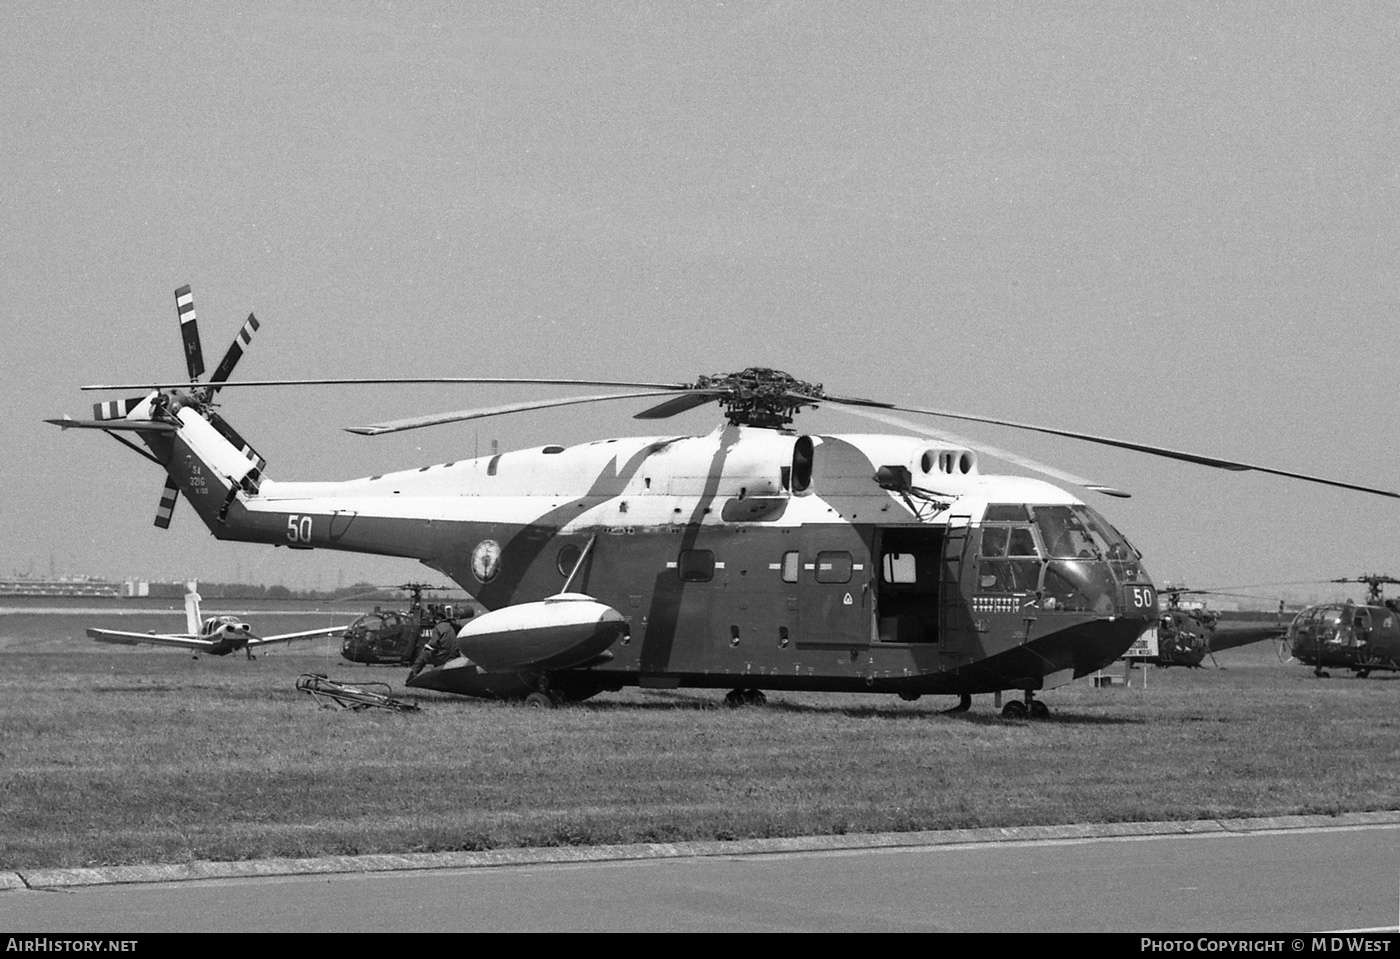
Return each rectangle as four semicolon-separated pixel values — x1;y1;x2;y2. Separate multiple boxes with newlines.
941;693;972;714
1314;668;1330;678
1002;700;1028;719
1356;670;1371;679
725;688;766;707
1029;700;1050;719
524;691;556;709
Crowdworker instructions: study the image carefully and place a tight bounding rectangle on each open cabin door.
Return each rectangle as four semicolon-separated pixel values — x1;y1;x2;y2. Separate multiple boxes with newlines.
874;525;950;645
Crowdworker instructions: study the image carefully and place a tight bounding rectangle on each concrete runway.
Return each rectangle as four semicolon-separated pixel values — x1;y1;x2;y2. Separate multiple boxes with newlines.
3;814;1399;932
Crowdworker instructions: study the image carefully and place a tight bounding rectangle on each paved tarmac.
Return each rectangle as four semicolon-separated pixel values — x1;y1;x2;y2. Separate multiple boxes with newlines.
3;812;1399;932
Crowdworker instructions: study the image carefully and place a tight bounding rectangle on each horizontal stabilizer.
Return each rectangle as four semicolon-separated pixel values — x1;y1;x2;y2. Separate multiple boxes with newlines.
45;416;176;433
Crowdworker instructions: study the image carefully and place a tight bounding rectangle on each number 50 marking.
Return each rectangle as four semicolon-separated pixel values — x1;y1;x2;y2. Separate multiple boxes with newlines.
1130;586;1155;609
287;515;313;544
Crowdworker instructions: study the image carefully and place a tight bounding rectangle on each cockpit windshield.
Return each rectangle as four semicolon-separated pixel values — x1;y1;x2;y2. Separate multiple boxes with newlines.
1075;505;1141;561
1033;506;1100;559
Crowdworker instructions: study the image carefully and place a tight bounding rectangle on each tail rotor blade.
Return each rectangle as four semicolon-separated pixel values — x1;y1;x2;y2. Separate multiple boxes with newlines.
155;477;179;529
174;285;205;382
209;412;267;476
209;313;260;387
92;396;146;421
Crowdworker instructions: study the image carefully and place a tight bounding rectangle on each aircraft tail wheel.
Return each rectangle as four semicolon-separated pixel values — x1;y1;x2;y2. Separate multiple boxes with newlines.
524;691;556;709
1001;700;1028;719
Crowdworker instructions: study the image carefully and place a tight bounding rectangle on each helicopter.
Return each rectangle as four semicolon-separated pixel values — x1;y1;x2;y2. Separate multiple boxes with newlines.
1284;575;1400;678
338;583;471;666
47;285;1400;716
1123;585;1289;669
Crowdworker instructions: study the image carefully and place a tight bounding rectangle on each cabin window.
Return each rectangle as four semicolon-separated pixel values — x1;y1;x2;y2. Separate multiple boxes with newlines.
815;551;853;584
678;549;715;582
882;552;917;584
781;551;800;583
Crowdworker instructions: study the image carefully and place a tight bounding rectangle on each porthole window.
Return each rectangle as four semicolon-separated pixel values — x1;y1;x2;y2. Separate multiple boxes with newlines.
557;543;582;577
815;550;853;584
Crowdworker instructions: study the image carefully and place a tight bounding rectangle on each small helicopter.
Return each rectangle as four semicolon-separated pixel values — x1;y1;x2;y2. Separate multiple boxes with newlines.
49;285;1400;716
1285;575;1400;678
86;580;347;659
338;583;466;665
1123;585;1289;669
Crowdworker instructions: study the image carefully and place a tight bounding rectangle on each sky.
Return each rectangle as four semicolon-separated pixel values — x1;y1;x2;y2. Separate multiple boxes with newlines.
3;2;1398;604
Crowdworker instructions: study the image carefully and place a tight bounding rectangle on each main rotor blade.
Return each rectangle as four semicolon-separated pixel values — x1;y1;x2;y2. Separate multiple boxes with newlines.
174;285;205;382
821;397;1400;499
632;391;725;419
833;406;1130;498
346;390;687;436
82;376;690;391
208;313;260;386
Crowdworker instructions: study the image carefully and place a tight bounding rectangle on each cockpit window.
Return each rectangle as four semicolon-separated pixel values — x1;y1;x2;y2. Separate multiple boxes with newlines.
1074;505;1141;561
979;527;1039;558
1033;506;1100;559
983;504;1030;522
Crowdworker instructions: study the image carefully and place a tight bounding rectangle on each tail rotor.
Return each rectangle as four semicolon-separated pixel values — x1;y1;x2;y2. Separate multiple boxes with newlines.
78;284;269;528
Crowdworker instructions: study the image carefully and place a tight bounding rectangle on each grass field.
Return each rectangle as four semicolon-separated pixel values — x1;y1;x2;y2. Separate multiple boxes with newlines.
2;639;1396;871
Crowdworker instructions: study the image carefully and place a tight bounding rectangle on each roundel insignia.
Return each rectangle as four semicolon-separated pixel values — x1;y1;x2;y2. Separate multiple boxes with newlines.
471;540;502;583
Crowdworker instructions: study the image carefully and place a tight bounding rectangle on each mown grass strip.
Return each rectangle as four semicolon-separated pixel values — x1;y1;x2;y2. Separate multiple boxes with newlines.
1;643;1396;870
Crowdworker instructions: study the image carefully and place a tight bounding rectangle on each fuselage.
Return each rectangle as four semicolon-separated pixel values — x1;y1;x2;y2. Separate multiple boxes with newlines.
152;414;1158;700
199;615;253;656
1287;602;1400;674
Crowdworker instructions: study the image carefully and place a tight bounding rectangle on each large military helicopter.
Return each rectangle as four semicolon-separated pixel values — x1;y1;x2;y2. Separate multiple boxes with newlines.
1285;575;1400;678
48;286;1400;716
338;583;469;665
1123;585;1289;669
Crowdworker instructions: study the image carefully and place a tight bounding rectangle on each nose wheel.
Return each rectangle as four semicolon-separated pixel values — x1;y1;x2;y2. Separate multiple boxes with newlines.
1002;692;1050;719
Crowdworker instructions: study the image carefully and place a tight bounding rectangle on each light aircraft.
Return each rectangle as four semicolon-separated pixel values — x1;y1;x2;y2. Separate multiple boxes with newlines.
1123;586;1288;669
1285;575;1400;678
86;580;348;659
49;285;1400;715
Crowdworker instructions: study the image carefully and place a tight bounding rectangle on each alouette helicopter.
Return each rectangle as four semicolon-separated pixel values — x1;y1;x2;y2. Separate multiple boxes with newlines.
1285;575;1400;678
86;580;347;659
338;583;471;666
48;286;1400;716
1123;586;1288;669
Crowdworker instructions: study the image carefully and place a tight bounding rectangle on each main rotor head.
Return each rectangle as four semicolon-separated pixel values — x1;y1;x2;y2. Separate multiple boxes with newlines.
687;367;824;428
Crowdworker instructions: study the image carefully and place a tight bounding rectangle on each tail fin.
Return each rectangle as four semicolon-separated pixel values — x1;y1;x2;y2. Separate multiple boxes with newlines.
184;581;202;635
